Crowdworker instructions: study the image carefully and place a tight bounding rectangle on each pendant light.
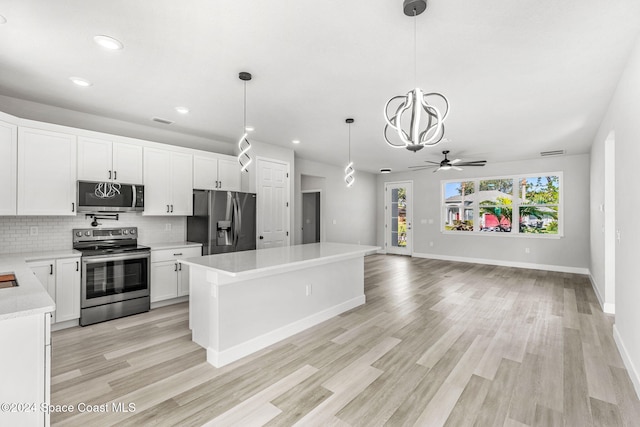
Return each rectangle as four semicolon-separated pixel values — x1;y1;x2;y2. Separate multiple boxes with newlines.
383;0;450;152
237;72;253;172
344;118;355;187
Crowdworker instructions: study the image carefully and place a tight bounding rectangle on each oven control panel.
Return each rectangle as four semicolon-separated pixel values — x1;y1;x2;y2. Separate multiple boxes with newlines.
73;227;138;242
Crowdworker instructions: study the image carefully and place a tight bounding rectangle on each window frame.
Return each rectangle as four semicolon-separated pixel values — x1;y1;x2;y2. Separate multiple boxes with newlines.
441;172;563;238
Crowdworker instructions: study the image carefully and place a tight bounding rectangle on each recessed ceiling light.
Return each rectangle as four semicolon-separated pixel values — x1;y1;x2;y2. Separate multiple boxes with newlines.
0;15;7;24
380;168;392;174
93;35;123;50
245;126;255;132
292;140;300;144
69;77;92;87
175;106;189;114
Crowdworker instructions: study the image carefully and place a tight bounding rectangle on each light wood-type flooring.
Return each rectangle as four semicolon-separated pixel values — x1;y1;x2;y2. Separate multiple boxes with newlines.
51;255;640;426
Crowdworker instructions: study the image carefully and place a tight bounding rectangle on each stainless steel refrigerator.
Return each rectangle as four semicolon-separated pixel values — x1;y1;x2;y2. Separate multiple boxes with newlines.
187;190;257;255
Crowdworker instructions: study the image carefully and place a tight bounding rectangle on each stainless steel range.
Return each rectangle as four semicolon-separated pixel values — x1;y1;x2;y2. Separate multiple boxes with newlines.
73;227;150;326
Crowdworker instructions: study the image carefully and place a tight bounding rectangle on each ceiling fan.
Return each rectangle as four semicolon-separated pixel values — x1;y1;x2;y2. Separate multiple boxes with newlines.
408;150;487;172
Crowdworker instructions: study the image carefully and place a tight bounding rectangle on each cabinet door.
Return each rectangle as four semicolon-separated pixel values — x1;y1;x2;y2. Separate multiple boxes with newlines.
28;260;56;323
143;147;172;215
55;258;81;323
193;155;218;190
218;158;241;191
151;261;178;302
177;262;189;297
113;142;143;184
0;121;17;216
17;127;77;215
77;136;112;182
170;152;193;215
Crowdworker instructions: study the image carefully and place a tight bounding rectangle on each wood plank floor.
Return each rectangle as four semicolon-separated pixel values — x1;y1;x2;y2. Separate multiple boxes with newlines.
50;255;640;426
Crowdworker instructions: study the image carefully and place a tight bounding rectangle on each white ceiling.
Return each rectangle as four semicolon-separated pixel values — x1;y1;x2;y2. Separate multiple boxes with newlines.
0;0;639;173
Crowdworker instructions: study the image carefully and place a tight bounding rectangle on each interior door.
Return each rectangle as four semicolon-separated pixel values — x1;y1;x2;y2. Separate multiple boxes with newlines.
385;181;413;256
257;158;290;249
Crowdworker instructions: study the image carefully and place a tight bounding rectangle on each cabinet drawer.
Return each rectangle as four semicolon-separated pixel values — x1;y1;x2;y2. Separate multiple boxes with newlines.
151;246;202;263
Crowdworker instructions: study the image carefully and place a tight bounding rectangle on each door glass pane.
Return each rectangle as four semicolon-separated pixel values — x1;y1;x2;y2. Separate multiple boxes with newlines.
391;187;407;247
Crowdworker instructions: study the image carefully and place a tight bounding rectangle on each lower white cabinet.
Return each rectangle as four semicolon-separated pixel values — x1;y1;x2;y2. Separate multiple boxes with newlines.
0;312;50;427
28;256;81;324
150;246;201;303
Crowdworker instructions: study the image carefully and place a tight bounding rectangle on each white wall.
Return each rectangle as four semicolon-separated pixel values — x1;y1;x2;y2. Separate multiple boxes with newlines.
590;34;640;396
294;157;377;246
376;154;591;272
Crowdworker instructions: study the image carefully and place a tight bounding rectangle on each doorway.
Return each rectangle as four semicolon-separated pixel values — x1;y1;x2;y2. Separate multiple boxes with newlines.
302;191;321;244
385;181;413;256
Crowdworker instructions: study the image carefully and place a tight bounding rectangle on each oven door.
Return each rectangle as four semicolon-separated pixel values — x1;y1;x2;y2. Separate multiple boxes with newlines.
81;252;150;308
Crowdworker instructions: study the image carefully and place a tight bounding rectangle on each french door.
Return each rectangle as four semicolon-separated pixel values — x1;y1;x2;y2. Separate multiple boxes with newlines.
385;181;413;256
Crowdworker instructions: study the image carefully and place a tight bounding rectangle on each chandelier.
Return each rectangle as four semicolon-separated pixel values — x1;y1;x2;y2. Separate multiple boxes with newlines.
383;0;449;152
344;118;355;187
237;72;253;172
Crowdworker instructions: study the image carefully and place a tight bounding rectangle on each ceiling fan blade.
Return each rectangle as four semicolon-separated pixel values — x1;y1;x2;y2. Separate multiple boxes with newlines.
424;161;441;165
452;166;463;171
408;165;434;169
450;158;461;164
457;161;487;166
433;167;441;173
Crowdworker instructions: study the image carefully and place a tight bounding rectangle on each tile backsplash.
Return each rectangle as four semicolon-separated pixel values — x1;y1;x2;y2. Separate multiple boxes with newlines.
0;213;186;254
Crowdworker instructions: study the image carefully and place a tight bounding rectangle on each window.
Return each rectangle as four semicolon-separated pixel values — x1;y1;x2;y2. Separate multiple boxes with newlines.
391;187;407;247
444;181;474;231
518;176;560;235
442;173;561;236
479;179;513;232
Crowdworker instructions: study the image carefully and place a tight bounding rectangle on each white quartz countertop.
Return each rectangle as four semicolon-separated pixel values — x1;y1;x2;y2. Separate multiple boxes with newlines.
180;242;380;278
144;241;203;251
0;250;74;321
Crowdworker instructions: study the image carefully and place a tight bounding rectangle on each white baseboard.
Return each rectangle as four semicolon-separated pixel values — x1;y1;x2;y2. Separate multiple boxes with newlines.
412;252;589;275
207;295;366;368
613;324;640;399
51;319;79;331
150;295;189;310
588;274;615;314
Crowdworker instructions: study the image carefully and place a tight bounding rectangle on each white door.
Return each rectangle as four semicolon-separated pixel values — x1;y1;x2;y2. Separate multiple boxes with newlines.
77;136;112;182
143;147;173;215
257;158;289;249
170;152;193;215
112;142;143;184
385;181;413;256
28;260;56;323
0;121;17;216
151;262;178;302
217;158;241;191
55;258;81;323
193;155;219;190
17;127;77;216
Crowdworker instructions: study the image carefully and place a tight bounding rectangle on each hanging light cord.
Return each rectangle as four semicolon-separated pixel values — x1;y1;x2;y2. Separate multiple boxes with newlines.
414;8;417;88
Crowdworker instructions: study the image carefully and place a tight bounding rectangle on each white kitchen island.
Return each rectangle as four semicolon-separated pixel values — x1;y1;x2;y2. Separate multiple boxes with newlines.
180;242;379;368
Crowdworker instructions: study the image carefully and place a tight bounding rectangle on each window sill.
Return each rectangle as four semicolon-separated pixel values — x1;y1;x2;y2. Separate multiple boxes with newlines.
441;230;562;239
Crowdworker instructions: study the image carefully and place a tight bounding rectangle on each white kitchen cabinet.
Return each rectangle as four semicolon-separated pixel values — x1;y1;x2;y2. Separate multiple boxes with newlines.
77;136;143;184
27;256;81;324
28;260;57;323
55;257;81;323
17;127;77;215
193;154;241;191
0;313;50;427
0;121;17;215
150;246;201;303
143;147;193;215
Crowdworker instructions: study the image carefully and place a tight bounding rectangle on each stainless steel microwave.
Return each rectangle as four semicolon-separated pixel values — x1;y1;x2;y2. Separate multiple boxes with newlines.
77;181;144;212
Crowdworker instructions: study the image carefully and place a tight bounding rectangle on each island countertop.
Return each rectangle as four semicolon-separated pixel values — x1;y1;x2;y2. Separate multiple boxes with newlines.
180;242;380;279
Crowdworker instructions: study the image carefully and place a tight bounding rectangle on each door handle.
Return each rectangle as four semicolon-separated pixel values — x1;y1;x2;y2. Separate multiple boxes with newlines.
170;204;174;213
174;263;178;272
114;170;117;180
167;205;170;213
109;170;112;180
76;261;79;272
72;203;75;212
259;236;264;240
49;264;53;275
178;263;182;271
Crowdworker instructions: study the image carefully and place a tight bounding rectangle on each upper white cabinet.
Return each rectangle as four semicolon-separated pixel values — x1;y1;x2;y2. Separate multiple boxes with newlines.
17;127;77;216
144;147;193;215
193;154;241;191
0;121;17;215
77;136;143;184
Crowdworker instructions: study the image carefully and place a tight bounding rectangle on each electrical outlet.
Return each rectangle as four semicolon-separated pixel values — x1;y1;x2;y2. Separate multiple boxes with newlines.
525;247;530;254
428;219;434;224
30;226;38;236
165;224;172;231
420;219;427;224
332;219;337;225
429;241;434;247
306;284;312;296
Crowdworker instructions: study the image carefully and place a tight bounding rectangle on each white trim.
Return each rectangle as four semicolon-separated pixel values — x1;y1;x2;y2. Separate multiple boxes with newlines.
412;252;589;275
588;274;615;314
206;295;365;367
613;325;640;399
